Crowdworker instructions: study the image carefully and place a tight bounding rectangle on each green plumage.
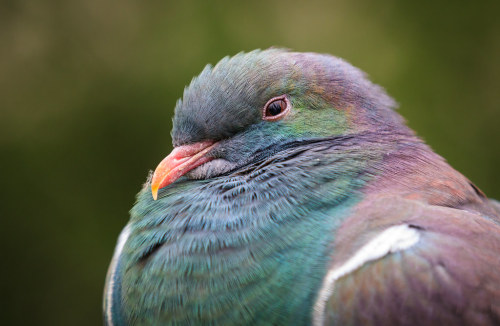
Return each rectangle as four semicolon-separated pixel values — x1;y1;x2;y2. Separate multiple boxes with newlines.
118;141;379;325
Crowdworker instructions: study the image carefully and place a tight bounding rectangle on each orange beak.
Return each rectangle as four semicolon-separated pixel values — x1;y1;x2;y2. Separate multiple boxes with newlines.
151;140;216;200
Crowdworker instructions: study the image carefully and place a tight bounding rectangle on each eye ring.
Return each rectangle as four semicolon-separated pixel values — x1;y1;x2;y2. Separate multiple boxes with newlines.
262;95;291;121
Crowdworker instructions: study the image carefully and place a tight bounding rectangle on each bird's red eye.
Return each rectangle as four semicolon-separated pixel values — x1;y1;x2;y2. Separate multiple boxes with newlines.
263;95;290;121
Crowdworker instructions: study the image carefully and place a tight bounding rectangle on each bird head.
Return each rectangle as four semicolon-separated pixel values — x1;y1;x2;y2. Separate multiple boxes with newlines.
151;49;401;199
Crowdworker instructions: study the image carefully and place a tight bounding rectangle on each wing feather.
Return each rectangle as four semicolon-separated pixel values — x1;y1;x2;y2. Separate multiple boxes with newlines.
316;196;500;326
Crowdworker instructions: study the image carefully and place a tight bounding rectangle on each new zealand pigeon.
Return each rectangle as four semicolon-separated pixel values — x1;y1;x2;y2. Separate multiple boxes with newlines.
103;49;500;325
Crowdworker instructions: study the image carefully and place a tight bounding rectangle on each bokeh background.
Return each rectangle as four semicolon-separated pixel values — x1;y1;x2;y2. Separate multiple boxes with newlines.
1;0;499;325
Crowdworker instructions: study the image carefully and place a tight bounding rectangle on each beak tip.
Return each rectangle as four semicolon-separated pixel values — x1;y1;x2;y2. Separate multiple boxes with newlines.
151;185;159;201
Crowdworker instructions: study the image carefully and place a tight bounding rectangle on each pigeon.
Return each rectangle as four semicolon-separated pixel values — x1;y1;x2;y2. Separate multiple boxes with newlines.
103;49;500;326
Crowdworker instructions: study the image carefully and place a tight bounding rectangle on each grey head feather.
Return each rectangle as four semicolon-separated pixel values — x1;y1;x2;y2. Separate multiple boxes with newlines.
171;49;401;147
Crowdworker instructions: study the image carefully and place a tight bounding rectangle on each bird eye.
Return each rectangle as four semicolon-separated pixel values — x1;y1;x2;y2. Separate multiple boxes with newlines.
262;95;290;121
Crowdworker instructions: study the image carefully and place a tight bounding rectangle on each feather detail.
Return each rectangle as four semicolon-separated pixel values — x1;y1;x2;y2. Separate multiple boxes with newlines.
103;225;131;326
313;224;421;326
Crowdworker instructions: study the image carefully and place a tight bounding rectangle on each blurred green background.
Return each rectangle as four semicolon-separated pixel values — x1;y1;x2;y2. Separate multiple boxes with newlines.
1;0;499;325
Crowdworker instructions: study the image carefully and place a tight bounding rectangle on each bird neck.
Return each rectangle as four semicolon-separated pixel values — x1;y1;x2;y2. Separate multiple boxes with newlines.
122;134;391;324
362;132;494;217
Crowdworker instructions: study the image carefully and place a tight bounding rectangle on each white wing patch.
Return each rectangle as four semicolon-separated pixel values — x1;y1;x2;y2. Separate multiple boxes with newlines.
104;225;131;326
313;224;421;326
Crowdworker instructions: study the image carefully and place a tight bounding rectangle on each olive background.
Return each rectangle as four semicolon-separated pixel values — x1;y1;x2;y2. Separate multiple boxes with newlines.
1;1;499;325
